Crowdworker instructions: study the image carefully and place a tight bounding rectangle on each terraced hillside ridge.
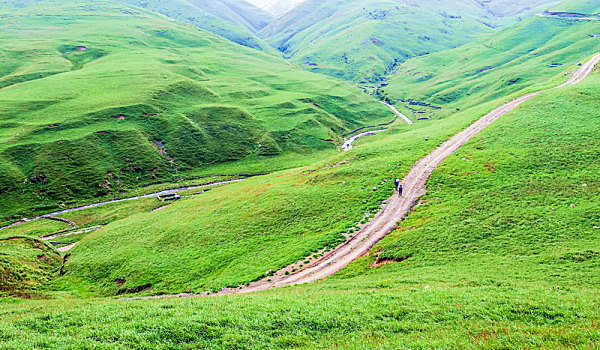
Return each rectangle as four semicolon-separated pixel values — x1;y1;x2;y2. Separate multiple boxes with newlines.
258;0;560;82
385;0;600;120
0;0;393;221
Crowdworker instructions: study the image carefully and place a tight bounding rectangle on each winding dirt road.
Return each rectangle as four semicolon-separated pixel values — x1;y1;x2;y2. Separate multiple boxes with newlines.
121;55;599;300
224;54;600;295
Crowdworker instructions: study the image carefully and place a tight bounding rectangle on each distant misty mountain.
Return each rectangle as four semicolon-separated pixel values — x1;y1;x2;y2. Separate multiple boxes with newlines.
115;0;275;52
247;0;308;16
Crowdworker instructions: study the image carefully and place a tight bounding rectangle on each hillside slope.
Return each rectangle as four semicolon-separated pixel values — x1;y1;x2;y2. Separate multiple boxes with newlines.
2;54;599;350
0;0;391;219
259;0;560;82
384;1;600;120
114;0;274;51
262;0;308;16
186;0;274;32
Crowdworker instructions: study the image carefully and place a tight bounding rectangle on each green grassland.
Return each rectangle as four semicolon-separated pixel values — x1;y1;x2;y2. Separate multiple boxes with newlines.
259;0;497;82
53;51;589;296
0;0;393;220
258;0;561;83
1;0;600;348
0;235;61;296
0;219;72;238
384;8;600;120
114;0;276;52
551;0;600;13
0;57;598;350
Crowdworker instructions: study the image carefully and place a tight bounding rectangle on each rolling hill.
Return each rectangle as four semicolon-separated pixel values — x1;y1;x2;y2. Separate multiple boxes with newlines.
258;0;563;82
0;0;392;220
1;0;600;348
114;0;275;51
2;48;599;350
184;0;274;32
383;1;600;120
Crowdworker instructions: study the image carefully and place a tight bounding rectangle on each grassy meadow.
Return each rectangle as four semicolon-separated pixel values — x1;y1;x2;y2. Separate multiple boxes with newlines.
1;0;600;348
1;64;599;350
385;11;600;119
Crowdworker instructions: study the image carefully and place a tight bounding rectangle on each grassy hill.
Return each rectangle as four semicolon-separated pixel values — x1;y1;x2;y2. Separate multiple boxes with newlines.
0;234;62;297
551;0;600;12
0;0;393;220
1;52;599;350
1;0;600;348
383;2;600;120
184;0;274;32
477;0;563;20
258;0;561;82
113;0;275;52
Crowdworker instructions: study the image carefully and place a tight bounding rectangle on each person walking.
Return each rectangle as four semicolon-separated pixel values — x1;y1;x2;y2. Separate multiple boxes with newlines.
394;178;404;197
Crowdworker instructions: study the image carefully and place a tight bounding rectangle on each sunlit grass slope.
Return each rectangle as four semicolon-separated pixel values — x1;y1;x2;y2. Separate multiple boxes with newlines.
1;61;599;350
0;0;392;219
385;2;600;119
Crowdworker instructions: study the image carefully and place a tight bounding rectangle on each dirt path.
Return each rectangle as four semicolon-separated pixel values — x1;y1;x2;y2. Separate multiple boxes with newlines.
379;101;413;125
120;55;599;301
342;129;386;151
42;225;104;241
58;243;77;253
0;179;246;232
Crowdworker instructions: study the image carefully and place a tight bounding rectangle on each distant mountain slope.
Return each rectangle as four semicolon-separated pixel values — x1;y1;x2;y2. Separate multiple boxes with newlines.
114;0;274;52
0;0;391;217
259;0;562;82
476;0;563;20
551;0;600;13
265;0;308;16
246;0;307;16
186;0;274;32
384;0;600;120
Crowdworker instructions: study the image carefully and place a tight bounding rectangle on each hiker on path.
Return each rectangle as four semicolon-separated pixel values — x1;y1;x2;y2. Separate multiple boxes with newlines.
395;178;403;197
